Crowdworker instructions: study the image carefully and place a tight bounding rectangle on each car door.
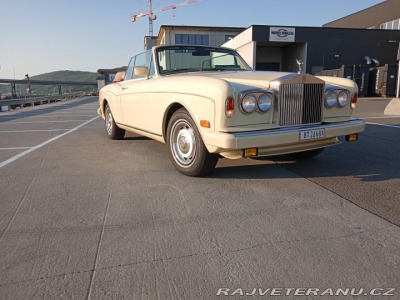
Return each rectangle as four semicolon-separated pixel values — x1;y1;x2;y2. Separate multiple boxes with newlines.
120;52;150;129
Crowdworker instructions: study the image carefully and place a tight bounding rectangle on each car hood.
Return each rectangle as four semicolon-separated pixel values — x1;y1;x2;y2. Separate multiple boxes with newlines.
182;70;353;91
191;70;291;89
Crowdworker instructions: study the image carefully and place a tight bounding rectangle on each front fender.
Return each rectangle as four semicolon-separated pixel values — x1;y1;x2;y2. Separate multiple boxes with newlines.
161;96;215;150
99;84;123;122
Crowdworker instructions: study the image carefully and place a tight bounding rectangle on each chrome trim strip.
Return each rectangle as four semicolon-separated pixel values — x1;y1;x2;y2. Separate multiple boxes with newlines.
231;119;365;138
269;73;298;90
238;89;267;99
116;122;163;137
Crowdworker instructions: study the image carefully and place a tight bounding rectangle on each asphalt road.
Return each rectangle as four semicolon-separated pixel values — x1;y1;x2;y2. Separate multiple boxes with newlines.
0;97;399;299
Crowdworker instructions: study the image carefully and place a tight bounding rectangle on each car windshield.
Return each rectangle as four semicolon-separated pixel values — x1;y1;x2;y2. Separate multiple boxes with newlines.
156;46;251;75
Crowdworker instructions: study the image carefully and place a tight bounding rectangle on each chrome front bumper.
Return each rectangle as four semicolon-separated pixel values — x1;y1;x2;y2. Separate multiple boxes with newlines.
204;119;366;158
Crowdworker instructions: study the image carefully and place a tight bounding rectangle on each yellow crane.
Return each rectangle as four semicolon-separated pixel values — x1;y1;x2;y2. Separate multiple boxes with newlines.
131;0;199;36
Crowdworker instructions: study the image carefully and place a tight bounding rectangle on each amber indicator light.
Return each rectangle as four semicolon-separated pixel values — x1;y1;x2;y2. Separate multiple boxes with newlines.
244;148;258;157
345;134;358;142
200;120;211;128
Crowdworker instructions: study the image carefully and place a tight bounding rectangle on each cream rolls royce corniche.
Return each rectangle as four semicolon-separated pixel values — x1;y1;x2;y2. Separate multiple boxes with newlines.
98;45;365;177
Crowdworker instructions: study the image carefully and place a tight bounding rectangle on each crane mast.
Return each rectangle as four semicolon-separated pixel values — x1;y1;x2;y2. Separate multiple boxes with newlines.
131;0;199;36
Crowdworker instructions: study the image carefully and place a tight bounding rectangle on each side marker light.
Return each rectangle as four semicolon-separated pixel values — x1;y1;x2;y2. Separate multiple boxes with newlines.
200;120;210;128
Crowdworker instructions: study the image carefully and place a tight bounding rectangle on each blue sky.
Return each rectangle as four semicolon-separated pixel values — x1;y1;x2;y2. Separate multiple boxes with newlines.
0;0;384;79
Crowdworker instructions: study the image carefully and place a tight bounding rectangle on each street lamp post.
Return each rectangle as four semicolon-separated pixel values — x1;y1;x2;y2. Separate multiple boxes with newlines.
25;74;31;97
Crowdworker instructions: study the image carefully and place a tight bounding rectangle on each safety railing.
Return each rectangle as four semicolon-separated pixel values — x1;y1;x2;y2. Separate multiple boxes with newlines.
0;92;87;112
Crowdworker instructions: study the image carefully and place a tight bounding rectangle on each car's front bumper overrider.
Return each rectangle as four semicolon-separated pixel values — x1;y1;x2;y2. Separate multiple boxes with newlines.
204;119;366;159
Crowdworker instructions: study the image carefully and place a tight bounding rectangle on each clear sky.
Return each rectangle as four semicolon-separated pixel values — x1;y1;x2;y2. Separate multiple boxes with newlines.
0;0;384;79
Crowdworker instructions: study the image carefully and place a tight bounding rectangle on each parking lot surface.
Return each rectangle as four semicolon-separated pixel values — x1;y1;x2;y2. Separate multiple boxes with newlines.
0;97;399;299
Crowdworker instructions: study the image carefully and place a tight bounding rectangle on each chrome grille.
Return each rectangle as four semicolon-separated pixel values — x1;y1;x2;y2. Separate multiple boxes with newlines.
278;75;325;126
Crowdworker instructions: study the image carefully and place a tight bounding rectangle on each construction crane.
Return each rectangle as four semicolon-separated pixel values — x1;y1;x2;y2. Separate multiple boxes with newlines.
131;0;199;36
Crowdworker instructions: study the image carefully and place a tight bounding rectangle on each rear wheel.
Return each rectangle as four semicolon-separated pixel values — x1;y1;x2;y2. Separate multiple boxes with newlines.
286;148;325;159
167;108;218;177
105;103;125;140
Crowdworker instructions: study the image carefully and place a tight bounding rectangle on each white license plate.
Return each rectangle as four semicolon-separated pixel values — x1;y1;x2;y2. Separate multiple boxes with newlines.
299;129;325;140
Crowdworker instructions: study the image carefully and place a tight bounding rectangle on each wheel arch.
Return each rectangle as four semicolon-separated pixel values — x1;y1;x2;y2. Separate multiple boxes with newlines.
101;99;109;118
162;97;215;149
163;103;185;142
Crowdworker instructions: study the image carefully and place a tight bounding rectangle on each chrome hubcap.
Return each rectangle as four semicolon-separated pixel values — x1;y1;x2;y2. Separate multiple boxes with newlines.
170;120;196;167
106;109;113;134
177;129;195;159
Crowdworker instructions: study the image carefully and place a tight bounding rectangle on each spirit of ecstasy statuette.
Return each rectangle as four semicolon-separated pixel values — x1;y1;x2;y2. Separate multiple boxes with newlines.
296;59;303;74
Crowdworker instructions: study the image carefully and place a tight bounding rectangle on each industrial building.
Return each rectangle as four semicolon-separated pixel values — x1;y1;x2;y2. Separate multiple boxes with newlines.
154;24;400;96
155;24;399;74
323;0;400;30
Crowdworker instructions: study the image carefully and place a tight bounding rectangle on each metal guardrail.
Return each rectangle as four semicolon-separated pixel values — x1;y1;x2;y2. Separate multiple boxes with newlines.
0;92;87;112
0;79;97;86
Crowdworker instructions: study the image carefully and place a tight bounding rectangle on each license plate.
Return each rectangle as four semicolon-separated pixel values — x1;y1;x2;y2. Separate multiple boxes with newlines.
299;129;325;140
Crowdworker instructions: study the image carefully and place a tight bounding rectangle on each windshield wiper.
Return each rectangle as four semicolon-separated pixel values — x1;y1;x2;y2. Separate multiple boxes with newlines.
161;68;200;75
214;68;247;71
201;67;247;72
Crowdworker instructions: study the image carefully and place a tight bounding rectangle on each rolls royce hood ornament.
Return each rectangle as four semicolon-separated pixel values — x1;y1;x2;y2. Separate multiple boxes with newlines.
296;59;303;74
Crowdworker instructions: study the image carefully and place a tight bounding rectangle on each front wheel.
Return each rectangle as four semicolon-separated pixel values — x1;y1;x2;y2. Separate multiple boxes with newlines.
167;108;218;177
105;103;125;140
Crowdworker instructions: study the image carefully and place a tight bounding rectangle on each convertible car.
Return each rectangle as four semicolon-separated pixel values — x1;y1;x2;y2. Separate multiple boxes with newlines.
98;45;365;176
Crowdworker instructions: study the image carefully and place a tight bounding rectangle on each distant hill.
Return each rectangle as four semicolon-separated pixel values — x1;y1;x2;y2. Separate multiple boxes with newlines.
0;70;98;97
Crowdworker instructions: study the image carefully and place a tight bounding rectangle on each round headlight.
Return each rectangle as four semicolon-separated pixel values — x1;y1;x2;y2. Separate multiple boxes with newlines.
338;90;349;107
258;93;273;112
325;91;337;108
241;94;257;113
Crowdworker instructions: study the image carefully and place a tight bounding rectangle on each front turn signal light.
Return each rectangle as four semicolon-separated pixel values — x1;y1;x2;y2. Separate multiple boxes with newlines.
351;93;358;109
226;97;235;118
345;134;358;142
244;148;258;157
200;120;210;128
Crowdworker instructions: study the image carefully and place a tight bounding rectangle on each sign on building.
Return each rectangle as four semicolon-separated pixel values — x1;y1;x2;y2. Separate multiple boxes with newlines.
269;27;295;42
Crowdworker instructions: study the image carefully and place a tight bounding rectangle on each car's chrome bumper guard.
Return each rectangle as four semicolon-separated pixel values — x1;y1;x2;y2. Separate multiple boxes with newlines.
204;119;366;154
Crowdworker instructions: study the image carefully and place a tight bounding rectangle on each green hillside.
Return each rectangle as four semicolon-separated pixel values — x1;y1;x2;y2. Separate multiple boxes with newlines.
0;70;98;98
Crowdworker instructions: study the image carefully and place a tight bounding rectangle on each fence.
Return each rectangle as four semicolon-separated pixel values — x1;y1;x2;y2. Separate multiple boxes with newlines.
0;92;87;112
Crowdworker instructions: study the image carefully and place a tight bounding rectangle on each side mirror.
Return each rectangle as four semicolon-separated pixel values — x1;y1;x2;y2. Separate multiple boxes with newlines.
134;66;149;78
113;71;126;83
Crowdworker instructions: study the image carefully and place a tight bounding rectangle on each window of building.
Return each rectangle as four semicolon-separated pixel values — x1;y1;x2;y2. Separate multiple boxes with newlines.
175;34;209;45
394;19;400;30
225;35;235;42
380;18;400;30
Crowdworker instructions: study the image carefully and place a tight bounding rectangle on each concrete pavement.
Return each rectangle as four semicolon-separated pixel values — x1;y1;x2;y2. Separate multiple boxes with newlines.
0;97;398;299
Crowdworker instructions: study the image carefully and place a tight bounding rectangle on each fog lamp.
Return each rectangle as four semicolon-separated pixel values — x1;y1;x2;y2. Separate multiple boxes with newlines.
345;134;358;142
244;148;258;157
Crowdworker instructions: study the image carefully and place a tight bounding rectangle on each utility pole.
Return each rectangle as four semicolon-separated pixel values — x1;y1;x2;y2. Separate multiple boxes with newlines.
25;74;32;97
